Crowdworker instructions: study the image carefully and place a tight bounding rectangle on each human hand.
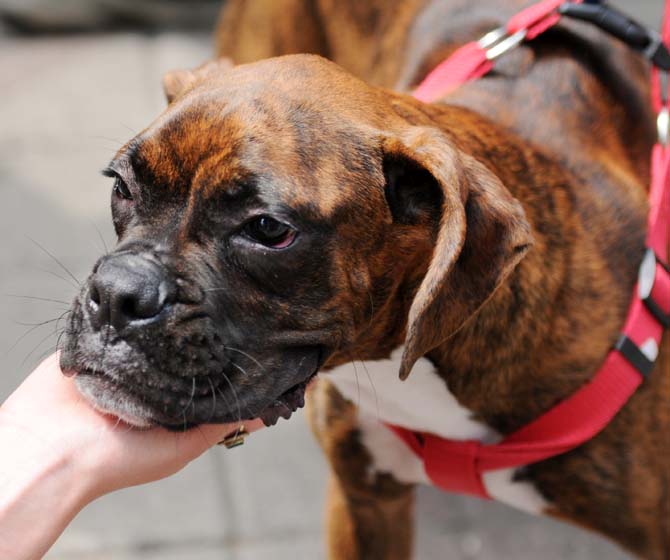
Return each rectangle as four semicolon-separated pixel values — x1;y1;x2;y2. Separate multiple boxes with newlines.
0;353;263;497
0;353;263;560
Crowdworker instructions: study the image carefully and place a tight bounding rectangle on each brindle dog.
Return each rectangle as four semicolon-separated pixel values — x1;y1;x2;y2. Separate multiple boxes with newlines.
60;0;669;558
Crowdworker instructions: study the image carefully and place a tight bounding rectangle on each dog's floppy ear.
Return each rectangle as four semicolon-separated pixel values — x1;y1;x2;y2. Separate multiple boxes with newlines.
383;128;533;380
162;59;234;104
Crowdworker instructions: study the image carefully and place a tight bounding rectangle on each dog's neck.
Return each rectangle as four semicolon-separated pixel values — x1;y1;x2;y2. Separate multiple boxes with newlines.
416;103;645;435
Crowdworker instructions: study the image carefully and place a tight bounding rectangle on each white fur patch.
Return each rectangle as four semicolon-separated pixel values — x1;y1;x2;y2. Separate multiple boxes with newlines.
327;348;549;514
357;411;430;485
482;468;550;514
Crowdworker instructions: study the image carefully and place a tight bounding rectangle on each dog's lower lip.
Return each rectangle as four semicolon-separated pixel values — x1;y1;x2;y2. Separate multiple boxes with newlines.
73;367;188;426
71;365;319;428
257;371;319;427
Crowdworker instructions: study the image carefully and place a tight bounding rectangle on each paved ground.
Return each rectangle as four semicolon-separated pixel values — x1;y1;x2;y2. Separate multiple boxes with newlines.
0;2;660;558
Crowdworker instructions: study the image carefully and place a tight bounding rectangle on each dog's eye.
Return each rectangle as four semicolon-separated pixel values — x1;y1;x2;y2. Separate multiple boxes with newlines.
113;177;133;201
242;216;296;249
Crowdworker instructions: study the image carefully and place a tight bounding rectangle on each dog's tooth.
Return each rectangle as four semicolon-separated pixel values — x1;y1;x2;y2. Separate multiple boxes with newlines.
260;411;279;426
280;409;293;420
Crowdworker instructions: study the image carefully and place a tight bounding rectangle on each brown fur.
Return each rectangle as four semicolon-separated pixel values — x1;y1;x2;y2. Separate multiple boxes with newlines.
215;2;670;559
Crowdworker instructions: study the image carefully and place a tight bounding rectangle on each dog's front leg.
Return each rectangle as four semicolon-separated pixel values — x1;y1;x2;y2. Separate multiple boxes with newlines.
308;379;416;560
325;473;415;560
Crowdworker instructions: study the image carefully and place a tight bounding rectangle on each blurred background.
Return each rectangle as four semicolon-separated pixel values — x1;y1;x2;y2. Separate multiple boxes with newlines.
0;1;661;558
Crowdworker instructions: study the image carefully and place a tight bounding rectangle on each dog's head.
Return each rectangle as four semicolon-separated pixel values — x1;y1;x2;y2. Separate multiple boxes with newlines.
60;55;531;429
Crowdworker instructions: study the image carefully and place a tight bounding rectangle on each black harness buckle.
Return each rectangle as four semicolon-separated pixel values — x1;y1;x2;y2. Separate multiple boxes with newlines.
615;335;656;377
559;2;670;71
615;249;669;378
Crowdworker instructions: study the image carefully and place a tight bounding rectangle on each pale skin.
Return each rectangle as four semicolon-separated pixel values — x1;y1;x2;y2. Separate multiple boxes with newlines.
0;353;263;560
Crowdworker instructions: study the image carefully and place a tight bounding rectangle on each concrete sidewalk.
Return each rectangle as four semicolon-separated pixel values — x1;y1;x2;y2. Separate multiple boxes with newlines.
0;2;659;557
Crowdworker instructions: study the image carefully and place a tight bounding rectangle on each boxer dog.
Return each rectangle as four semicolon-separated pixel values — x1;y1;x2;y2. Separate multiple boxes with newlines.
61;0;669;558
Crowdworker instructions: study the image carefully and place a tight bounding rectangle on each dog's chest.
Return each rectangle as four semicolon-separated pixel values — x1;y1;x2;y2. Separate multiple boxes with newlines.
326;348;549;514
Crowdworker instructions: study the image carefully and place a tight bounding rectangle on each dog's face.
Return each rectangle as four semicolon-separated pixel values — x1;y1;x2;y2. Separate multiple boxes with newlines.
60;55;531;429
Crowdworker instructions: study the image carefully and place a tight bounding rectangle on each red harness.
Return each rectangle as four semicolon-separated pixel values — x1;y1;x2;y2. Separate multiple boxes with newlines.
387;0;670;499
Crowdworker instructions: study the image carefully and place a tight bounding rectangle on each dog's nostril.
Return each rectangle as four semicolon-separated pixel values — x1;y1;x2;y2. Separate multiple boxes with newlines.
89;284;101;306
119;295;137;320
118;293;160;321
110;284;165;327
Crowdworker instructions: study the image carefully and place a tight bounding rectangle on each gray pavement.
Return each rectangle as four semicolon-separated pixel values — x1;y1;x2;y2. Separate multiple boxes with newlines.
0;2;660;558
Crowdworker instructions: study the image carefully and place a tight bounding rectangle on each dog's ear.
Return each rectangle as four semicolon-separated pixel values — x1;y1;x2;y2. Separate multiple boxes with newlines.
162;69;197;104
162;59;234;104
383;128;533;380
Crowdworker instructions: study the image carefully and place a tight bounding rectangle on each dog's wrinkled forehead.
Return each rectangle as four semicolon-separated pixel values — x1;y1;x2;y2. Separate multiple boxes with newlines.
125;59;388;215
125;102;250;199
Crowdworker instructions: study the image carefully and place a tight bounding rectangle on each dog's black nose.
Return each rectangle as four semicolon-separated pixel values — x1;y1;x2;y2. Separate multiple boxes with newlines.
88;254;173;331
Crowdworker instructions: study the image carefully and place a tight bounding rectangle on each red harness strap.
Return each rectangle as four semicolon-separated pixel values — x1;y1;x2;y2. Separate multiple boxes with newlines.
413;0;581;103
388;0;670;499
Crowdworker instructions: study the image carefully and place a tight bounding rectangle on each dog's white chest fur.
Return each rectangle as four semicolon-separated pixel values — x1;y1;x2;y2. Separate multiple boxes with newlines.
327;348;549;515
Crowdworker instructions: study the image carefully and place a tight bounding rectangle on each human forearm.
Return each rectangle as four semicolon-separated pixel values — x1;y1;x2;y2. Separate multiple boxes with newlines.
0;422;92;560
